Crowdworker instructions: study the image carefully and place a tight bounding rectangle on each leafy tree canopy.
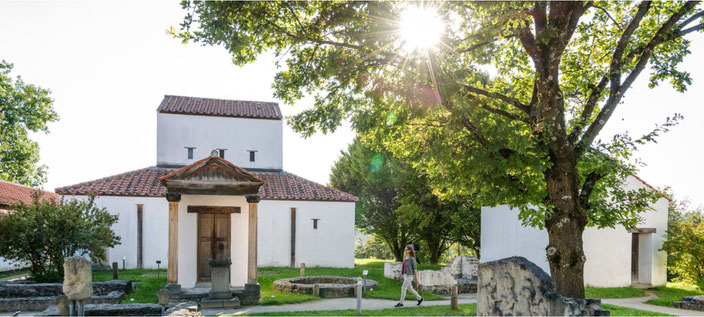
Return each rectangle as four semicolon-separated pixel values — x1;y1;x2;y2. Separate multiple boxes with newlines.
0;194;120;282
175;0;702;297
0;60;58;187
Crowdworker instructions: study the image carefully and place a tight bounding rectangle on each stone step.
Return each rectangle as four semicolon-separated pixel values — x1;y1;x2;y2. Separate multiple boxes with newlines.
201;297;240;309
41;303;162;316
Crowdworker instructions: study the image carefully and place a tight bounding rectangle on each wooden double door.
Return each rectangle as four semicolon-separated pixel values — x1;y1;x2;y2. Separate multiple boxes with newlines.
197;212;231;282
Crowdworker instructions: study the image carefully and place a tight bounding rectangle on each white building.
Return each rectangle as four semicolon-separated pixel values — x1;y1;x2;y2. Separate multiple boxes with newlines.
56;95;357;295
481;175;669;288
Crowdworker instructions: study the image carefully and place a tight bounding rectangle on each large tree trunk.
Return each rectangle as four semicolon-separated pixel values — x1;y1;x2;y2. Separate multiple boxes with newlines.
538;67;589;298
544;160;587;298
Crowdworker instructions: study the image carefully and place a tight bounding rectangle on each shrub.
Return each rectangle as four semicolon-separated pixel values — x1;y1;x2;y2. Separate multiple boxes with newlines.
355;234;395;260
0;193;120;282
661;209;704;290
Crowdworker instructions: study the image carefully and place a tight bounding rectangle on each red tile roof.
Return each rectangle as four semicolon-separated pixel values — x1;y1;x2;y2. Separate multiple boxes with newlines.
631;174;672;202
157;95;282;120
0;180;59;207
55;167;358;202
159;155;267;184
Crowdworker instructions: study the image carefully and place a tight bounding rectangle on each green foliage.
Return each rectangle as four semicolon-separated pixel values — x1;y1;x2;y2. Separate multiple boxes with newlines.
661;200;704;290
0;60;59;186
330;138;412;261
584;286;647;299
172;0;701;229
176;1;702;296
355;234;395;261
331;138;479;263
645;283;704;308
0;194;120;282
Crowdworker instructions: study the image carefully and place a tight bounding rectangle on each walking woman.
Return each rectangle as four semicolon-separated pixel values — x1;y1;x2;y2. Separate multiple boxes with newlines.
395;244;423;307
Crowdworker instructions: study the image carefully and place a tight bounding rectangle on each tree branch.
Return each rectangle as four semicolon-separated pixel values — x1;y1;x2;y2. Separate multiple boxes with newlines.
579;171;606;209
462;84;531;114
592;5;624;30
577;1;699;157
480;104;527;123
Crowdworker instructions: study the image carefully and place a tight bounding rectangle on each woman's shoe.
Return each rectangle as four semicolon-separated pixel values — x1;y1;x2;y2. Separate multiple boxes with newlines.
417;298;424;306
394;303;403;308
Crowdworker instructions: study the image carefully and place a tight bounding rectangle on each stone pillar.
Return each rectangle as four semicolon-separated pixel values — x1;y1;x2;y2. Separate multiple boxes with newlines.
166;193;181;290
246;194;260;284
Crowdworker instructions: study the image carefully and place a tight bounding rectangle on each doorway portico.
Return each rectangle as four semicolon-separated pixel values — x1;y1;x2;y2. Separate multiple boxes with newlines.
159;151;264;301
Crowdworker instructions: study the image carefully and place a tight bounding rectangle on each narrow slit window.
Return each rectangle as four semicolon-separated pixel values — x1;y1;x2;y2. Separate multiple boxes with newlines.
186;147;195;159
248;150;257;162
219;149;226;159
312;218;320;229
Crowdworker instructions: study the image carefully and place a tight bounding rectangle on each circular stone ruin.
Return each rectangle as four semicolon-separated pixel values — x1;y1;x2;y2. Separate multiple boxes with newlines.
273;276;379;298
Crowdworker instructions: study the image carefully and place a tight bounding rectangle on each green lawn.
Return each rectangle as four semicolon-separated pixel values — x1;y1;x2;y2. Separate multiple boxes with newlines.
88;259;445;306
259;259;445;306
0;269;29;280
585;286;647;298
241;303;477;316
92;268;167;304
645;282;704;308
601;304;672;316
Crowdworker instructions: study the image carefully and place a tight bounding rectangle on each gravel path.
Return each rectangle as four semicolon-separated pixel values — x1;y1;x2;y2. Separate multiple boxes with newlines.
602;290;704;316
0;273;28;282
202;295;477;316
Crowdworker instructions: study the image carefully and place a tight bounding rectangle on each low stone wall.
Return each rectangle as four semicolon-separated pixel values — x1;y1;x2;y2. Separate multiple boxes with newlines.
0;280;131;298
0;280;130;312
477;257;609;316
273;276;378;298
674;295;704;311
41;303;162;316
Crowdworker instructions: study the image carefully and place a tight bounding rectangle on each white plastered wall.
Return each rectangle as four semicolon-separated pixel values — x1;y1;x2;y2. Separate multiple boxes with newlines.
258;200;355;268
61;195;169;270
60;194;357;283
156;113;283;169
480;175;669;287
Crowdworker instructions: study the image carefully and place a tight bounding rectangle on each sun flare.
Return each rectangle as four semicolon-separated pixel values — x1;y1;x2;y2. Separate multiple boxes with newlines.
399;6;445;53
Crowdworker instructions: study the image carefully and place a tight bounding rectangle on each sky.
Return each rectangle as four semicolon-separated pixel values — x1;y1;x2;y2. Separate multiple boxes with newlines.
0;1;703;208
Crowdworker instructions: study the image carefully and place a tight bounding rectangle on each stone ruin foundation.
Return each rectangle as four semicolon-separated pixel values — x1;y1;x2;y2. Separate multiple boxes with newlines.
384;255;479;295
674;295;704;311
477;256;609;316
273;276;378;298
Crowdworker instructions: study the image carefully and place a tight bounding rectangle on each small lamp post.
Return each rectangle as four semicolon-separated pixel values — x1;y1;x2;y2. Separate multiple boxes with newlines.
362;270;368;295
122;256;126;270
156;260;161;278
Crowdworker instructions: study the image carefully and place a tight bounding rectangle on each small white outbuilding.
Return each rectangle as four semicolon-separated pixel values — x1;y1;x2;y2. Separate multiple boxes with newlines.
481;175;670;287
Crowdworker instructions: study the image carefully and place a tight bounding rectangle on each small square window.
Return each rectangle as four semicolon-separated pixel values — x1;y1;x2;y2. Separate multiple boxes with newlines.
219;149;226;159
186;147;195;159
248;150;257;162
312;219;320;229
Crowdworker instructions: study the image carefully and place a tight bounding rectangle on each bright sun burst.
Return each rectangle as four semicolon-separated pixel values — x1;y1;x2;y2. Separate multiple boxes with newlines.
399;5;445;53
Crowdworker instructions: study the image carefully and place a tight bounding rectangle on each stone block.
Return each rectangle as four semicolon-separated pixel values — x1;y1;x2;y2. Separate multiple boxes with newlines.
63;257;93;301
673;295;704;311
477;256;609;316
55;295;69;316
208;258;231;300
157;289;172;306
383;262;402;279
201;297;240;309
164;301;199;316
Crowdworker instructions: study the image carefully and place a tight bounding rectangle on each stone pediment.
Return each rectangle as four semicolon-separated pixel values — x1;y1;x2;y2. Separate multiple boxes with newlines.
160;152;265;195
